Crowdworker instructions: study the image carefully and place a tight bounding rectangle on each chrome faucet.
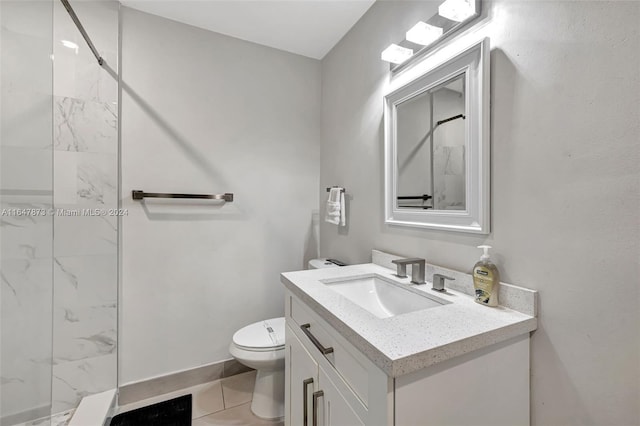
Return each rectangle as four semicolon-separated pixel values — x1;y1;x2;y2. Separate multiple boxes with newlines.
432;273;455;292
391;258;426;284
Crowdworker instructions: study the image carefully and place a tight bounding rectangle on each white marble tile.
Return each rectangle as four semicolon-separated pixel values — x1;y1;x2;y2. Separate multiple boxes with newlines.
53;40;84;101
52;354;117;413
53;151;78;206
432;145;465;209
1;7;52;153
53;96;117;153
442;145;465;175
0;147;53;193
1;259;53;419
1;201;53;260
0;365;52;424
53;151;117;207
77;152;117;205
53;255;117;307
1;258;53;327
53;303;116;364
70;51;102;103
53;215;116;256
52;255;117;362
1;90;53;149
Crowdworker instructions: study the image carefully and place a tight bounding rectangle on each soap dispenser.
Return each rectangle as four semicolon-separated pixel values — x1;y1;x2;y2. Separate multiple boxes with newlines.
473;245;499;307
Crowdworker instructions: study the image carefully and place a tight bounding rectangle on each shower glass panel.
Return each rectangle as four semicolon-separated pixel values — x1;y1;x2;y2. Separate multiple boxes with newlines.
431;75;466;210
51;0;119;417
1;1;55;425
1;1;119;424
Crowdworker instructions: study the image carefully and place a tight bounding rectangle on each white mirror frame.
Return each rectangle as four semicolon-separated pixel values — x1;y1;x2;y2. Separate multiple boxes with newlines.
384;38;490;234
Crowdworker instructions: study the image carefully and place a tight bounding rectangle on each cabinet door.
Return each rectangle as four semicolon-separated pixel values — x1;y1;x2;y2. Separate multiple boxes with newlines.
316;366;364;426
286;325;319;426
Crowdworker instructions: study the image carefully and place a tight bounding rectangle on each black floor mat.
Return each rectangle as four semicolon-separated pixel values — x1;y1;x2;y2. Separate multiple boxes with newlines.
110;394;192;426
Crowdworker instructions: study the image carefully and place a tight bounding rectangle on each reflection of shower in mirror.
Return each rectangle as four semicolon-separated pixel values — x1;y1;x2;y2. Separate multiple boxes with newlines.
396;73;466;211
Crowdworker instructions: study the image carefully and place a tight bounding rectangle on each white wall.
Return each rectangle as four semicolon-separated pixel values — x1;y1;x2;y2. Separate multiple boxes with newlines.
120;8;320;384
320;1;639;425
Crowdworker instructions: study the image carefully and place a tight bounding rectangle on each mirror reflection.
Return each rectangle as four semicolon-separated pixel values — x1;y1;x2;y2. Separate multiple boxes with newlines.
396;73;466;211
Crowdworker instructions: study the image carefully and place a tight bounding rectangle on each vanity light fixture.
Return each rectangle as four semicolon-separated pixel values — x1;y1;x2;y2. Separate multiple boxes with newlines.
438;0;476;22
381;0;480;71
406;22;443;46
381;44;414;65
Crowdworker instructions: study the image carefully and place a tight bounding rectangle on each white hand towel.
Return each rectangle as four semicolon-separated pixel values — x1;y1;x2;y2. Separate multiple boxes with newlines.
325;188;346;226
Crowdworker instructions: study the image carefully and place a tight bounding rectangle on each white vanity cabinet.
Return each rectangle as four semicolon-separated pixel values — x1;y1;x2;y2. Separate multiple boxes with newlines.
285;293;391;426
284;290;531;426
286;328;364;426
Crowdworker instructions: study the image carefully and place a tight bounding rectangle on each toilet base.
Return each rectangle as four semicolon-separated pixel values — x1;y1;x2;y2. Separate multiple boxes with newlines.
250;368;284;419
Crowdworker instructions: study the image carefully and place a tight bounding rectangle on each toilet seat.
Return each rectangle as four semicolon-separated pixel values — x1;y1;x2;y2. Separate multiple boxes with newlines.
232;317;285;352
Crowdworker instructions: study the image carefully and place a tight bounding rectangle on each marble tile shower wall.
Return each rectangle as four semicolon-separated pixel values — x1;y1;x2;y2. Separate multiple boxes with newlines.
50;0;119;413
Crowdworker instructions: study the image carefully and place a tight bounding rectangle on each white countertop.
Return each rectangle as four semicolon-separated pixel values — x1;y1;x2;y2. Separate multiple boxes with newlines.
281;261;537;377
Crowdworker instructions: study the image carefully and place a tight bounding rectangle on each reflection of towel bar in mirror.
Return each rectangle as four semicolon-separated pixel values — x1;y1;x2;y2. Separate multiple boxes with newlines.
326;187;345;193
437;114;465;126
398;194;432;209
397;195;432;200
398;205;433;209
132;190;233;202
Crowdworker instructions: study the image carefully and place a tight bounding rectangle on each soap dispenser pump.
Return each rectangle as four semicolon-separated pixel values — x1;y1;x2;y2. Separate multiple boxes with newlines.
473;245;499;307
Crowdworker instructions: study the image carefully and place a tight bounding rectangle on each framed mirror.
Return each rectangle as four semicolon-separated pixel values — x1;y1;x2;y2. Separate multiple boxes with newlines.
384;38;489;233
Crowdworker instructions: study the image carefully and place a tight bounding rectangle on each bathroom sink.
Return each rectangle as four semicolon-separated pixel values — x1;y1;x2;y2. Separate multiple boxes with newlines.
320;274;446;319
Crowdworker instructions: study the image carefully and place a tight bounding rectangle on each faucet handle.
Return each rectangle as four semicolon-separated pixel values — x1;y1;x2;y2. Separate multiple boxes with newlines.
391;258;420;278
391;259;408;278
432;273;455;292
392;258;426;284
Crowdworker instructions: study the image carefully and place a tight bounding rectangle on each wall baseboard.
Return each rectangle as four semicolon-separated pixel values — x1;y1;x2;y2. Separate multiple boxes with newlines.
117;359;252;405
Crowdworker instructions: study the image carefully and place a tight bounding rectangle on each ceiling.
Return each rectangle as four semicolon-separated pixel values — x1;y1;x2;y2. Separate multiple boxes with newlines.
119;0;376;60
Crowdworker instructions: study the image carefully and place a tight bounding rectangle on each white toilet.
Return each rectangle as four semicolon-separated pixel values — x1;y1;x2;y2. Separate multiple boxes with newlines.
229;317;285;419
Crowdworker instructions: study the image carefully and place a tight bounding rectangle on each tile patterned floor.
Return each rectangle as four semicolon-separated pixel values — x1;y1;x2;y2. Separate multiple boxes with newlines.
115;370;281;426
192;402;283;426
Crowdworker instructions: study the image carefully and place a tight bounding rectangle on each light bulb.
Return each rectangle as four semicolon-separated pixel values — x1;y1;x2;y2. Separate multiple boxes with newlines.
381;44;413;65
406;22;443;46
438;0;475;22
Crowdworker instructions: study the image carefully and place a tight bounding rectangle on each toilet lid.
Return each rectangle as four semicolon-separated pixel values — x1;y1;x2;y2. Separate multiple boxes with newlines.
232;317;285;350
